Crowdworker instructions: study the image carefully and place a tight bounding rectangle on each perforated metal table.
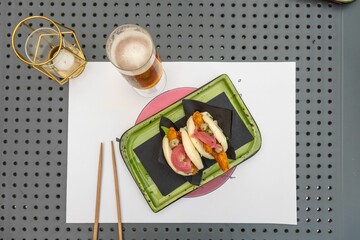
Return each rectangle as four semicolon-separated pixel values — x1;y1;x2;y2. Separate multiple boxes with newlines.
1;1;360;239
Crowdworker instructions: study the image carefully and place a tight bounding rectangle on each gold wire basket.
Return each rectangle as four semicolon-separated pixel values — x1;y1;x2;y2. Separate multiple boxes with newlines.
11;16;87;85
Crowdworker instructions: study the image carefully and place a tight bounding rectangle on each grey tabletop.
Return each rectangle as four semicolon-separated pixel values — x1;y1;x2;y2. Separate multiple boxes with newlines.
1;0;360;240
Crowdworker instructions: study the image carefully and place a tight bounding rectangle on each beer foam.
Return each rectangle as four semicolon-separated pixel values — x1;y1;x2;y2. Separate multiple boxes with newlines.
111;31;154;74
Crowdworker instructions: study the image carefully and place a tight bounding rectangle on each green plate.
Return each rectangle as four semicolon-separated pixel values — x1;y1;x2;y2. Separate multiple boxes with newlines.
119;74;262;212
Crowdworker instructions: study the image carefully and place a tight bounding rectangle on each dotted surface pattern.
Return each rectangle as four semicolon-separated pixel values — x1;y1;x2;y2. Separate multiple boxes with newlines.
0;0;345;239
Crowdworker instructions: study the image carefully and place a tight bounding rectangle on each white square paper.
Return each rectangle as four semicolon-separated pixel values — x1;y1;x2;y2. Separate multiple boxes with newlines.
66;62;297;224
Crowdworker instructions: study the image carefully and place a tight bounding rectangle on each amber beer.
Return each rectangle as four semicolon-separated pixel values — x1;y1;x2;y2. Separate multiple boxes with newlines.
106;24;166;97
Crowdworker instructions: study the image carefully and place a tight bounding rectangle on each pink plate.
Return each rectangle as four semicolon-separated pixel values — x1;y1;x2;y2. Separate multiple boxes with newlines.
135;88;235;198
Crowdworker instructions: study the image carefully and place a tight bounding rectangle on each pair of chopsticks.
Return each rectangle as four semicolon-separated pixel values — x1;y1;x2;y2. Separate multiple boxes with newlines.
93;141;123;240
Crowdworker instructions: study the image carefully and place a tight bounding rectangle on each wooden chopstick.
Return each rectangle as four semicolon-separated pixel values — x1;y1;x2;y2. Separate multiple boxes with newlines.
93;142;103;240
111;140;123;240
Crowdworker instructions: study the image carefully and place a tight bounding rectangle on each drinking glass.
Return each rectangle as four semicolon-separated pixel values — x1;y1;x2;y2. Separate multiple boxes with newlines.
106;24;166;97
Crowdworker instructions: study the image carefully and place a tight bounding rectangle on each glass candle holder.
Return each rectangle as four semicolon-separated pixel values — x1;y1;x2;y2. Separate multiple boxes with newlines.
12;16;87;85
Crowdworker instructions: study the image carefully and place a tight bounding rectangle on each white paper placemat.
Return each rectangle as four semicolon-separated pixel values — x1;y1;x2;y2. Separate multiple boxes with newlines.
66;62;297;224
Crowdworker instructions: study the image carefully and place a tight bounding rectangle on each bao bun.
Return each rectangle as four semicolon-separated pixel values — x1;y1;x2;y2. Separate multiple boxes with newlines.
186;112;228;159
162;128;203;176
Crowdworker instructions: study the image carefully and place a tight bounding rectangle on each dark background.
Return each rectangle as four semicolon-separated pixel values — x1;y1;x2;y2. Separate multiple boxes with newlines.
1;0;359;239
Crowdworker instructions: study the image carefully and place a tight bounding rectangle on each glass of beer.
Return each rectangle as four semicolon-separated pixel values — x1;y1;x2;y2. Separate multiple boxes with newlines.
106;24;166;97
